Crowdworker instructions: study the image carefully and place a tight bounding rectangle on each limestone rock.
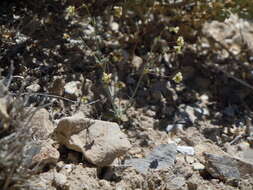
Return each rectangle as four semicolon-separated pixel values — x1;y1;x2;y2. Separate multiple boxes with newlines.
166;176;186;190
0;96;10;122
132;55;143;71
177;146;195;156
53;173;67;188
27;170;56;190
26;84;41;93
192;162;205;170
202;14;253;55
64;81;82;100
55;113;131;166
32;141;60;166
125;144;177;174
204;152;253;181
110;22;119;32
24;139;59;168
29;108;54;140
0;82;11;127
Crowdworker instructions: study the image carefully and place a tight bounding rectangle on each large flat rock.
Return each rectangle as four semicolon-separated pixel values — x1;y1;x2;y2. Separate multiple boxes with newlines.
55;113;131;166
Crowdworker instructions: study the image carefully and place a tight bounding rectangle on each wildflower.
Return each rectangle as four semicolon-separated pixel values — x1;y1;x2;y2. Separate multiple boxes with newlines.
81;96;88;103
143;68;150;74
102;72;112;85
66;6;76;17
174;45;182;54
113;6;123;18
172;72;183;83
168;26;179;34
177;36;184;47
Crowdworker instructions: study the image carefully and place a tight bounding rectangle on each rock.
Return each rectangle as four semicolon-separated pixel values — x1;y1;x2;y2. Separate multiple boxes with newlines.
178;127;204;146
178;127;228;163
178;105;197;125
238;142;250;151
194;107;209;117
82;79;94;99
202;14;253;55
56;161;65;170
55;113;131;166
61;164;100;190
131;56;143;71
139;114;157;129
124;158;150;174
27;165;102;190
32;140;60;166
204;152;253;181
166;124;176;133
192;162;205;170
23;140;59;168
0;82;11;127
242;148;253;163
0;96;10;124
26;84;41;93
128;146;142;155
125;144;177;174
173;159;193;179
61;164;74;174
110;22;119;32
177;146;195;156
204;153;241;181
53;173;67;188
166;176;186;190
195;142;229;164
199;94;209;103
83;24;95;36
98;180;112;190
29;108;54;140
186;175;201;190
185;156;195;164
0;80;8;97
166;124;184;133
27;170;56;190
64;81;82;100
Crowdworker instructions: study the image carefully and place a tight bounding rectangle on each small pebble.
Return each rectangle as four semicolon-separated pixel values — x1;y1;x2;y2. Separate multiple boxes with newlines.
26;84;41;93
185;156;195;164
177;146;195;156
192;162;205;170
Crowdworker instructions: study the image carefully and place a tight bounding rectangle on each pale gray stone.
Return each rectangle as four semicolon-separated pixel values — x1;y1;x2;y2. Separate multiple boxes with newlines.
26;84;41;93
64;81;82;100
125;144;177;174
177;146;195;156
192;162;205;170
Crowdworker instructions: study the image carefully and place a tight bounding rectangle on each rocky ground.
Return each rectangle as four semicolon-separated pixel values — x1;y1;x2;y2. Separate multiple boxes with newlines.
1;1;253;190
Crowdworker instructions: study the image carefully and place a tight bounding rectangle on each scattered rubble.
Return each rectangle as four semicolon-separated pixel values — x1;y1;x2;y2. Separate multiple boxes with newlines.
1;1;253;189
